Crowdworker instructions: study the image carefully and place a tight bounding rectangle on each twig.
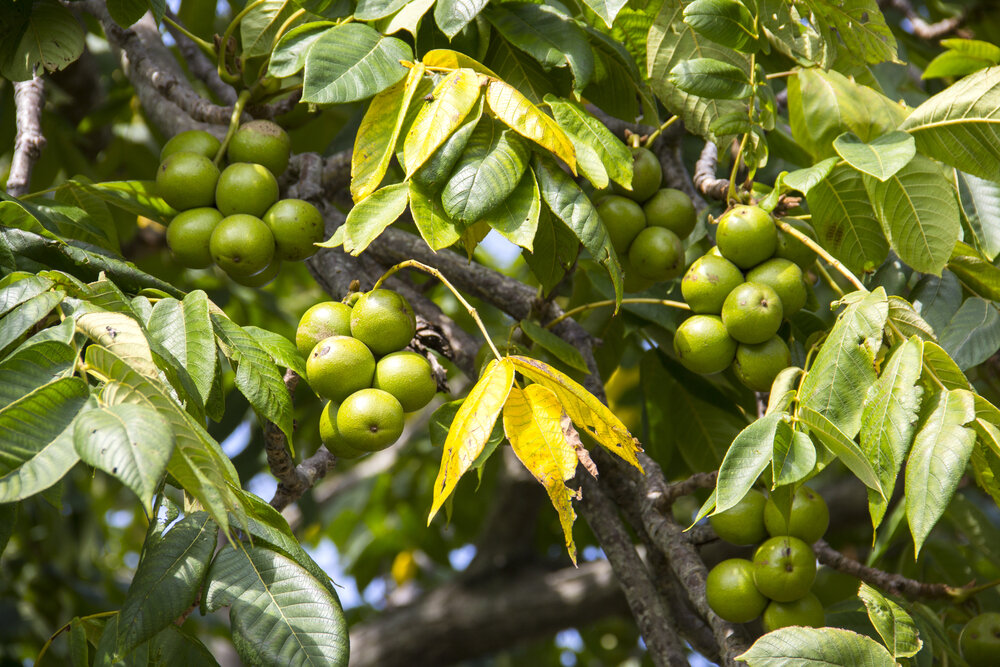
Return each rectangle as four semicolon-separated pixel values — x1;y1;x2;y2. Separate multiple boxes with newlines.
775;219;866;291
644;471;718;513
813;540;957;599
879;0;965;39
693;142;729;201
7;74;46;197
265;369;338;511
545;298;690;329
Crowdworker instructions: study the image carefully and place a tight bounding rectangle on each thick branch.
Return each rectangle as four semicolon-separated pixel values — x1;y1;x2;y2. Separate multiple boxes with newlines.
7;74;46;197
350;559;628;667
577;473;690;667
163;11;237;105
693;142;729;201
813;540;956;600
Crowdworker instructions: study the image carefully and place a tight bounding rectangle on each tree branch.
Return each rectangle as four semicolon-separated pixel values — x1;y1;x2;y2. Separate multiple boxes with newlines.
879;0;965;39
7;74;46;197
163;10;238;105
349;559;629;667
813;540;956;600
577;472;691;667
693;142;729;201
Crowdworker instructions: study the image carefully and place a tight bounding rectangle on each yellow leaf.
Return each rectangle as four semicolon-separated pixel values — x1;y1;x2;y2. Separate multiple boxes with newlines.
460;220;491;257
509;355;643;469
351;63;426;202
429;357;515;523
403;68;483;178
421;49;500;78
503;384;580;563
485;79;577;174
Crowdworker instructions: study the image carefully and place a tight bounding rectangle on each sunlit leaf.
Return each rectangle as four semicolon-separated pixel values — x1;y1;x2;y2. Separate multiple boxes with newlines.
858;583;923;658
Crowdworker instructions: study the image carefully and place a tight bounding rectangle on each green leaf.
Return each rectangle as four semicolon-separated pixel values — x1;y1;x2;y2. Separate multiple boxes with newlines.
788;68;907;161
481;168;540;251
960;172;1000;261
863;155;961;275
579;0;628;28
901;66;1000;182
482;39;557;107
799;406;885;496
939;297;1000;370
545;96;633;190
442;122;530;224
486;3;594;92
355;0;409;20
798;0;898;66
834;131;915;181
772;429;817;487
77;310;159;381
0;340;75;409
858;583;923;658
647;0;750;141
921;340;972;392
860;337;924;530
737;626;896;666
583;26;658;125
402;68;482;178
434;0;489;38
98;512;217;660
76;180;177;226
211;314;293;442
782;157;838;195
107;0;153;27
715;411;781;514
411;95;483;191
910;271;962;334
337;182;410;255
269;21;335;78
682;0;756;51
88;345;241;538
408;181;463;251
799;289;888;437
522;208;578;294
204;545;348;666
949;242;1000;301
302;23;411;104
669;57;753;100
0;290;65;358
519;320;589;374
54;181;119;252
758;0;829;68
485;79;577;171
807;166;888;276
906;389;977;556
242;326;306;378
231;488;337;595
923;39;1000;79
0;377;89;502
0;273;53;318
0;0;85;80
241;0;300;59
73;405;173;515
534;156;622;304
147;291;216;407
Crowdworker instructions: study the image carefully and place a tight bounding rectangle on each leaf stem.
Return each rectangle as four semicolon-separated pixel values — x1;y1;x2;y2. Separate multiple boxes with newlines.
545;298;690;329
163;16;215;57
775;219;865;291
214;89;252;166
218;0;267;84
371;260;503;360
36;611;118;665
813;262;845;298
642;115;679;147
765;70;798;80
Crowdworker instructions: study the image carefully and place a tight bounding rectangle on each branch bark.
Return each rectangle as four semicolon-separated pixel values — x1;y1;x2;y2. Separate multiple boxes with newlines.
7;74;46;197
693;142;729;201
813;540;956;600
349;559;629;667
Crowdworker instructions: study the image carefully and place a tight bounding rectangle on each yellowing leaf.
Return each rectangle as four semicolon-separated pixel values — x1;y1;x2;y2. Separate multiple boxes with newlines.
403;68;483;177
351;63;426;202
509;355;642;469
429;357;514;522
77;311;158;380
485;79;577;173
421;49;500;78
503;384;580;562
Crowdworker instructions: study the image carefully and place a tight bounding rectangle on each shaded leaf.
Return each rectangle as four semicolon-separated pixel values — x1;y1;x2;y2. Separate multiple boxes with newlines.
479;163;540;250
737;626;896;666
939;297;1000;370
338;182;410;255
147;291;216;407
519;320;589;373
408;181;462;251
243;326;306;378
77;180;177;226
715;412;781;513
0;290;64;358
522;208;578;294
800;406;885;496
545;95;632;190
269;21;334;77
808;165;888;275
434;0;489;38
0;339;75;409
772;429;817;488
0;0;85;80
906;389;977;556
204;545;348;667
670;58;753;100
910;271;962;334
441;122;529;224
